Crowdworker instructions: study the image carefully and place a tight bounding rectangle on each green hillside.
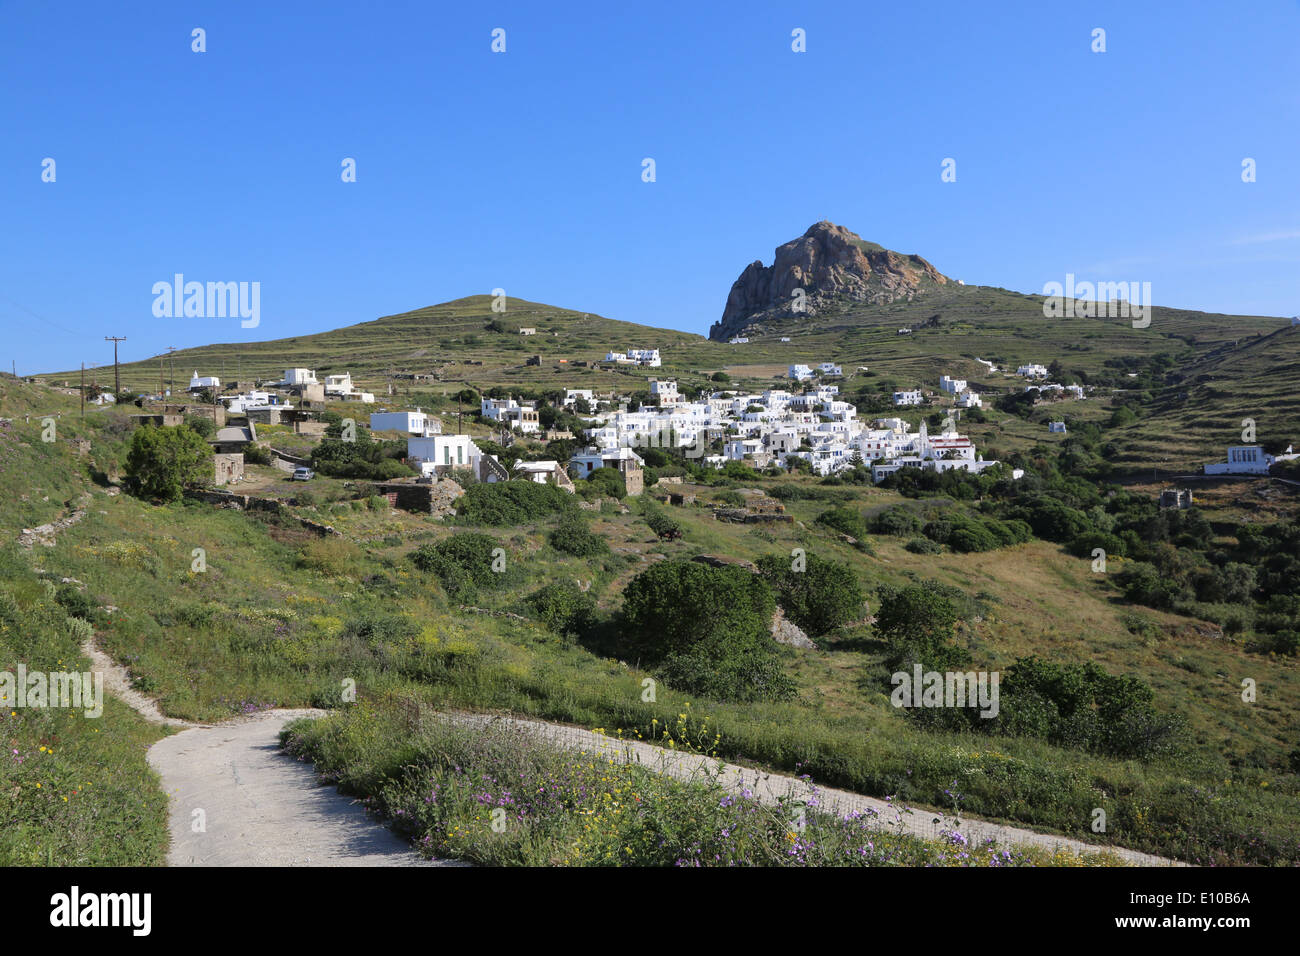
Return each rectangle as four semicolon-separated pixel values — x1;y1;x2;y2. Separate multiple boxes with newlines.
40;286;1295;476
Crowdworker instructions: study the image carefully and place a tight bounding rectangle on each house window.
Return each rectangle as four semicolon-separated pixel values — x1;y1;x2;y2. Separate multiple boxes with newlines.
458;444;464;465
444;446;451;465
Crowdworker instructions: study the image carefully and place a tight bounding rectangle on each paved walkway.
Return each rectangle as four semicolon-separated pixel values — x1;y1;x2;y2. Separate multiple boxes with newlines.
147;709;449;867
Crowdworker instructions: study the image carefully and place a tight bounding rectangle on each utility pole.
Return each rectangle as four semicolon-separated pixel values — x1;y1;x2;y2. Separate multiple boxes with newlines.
105;336;126;395
80;363;85;418
166;346;178;398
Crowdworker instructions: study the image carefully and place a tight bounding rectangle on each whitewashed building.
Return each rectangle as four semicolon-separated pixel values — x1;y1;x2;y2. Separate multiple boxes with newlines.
407;434;506;481
1205;446;1274;475
281;368;318;386
893;390;923;406
370;409;441;435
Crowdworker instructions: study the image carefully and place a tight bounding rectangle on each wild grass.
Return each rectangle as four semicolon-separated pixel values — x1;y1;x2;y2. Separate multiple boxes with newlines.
282;704;1122;867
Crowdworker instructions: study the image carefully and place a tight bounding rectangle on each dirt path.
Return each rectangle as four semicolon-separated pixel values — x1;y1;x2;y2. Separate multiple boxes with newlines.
446;712;1183;867
81;638;202;729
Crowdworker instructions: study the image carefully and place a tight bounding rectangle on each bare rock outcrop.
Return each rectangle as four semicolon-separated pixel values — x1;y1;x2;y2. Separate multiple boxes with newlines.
770;606;816;650
710;221;948;341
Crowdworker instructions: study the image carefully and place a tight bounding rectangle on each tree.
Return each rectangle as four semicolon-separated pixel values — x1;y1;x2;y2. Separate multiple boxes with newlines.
124;425;212;502
874;581;968;669
620;560;794;702
757;552;865;637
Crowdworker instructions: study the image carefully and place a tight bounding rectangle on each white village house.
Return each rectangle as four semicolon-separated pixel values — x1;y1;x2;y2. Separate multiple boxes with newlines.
1204;445;1274;476
370;409;441;435
407;434;508;482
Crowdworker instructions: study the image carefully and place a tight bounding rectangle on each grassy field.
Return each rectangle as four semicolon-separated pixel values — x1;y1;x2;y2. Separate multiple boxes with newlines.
0;544;170;865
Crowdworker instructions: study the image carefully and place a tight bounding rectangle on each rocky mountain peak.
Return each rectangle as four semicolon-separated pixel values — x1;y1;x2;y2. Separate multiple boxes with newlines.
709;221;948;341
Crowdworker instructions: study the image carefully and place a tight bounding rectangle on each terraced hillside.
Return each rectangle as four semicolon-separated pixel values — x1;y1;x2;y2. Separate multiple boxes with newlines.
41;285;1293;477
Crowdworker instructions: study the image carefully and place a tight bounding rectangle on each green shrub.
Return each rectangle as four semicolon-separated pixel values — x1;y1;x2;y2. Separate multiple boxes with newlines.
457;481;577;525
757;552;865;637
579;467;626;501
875;581;969;670
549;516;609;557
641;500;682;538
243;444;273;466
905;537;942;554
527;582;596;636
620;560;794;702
345;610;420;649
990;656;1186;759
815;506;868;540
411;533;503;600
871;506;923;536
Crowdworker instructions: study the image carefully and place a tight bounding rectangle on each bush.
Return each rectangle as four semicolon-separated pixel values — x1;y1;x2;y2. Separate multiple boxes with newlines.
641;500;682;539
311;428;415;480
1069;531;1126;560
815;506;868;540
456;481;577;526
620;560;794;702
991;656;1185;759
757;552;865;637
345;611;420;649
411;533;502;600
580;467;626;501
549;516;609;557
527;582;596;636
905;537;942;554
243;444;273;466
871;506;923;536
54;584;97;622
183;415;216;439
1019;497;1092;543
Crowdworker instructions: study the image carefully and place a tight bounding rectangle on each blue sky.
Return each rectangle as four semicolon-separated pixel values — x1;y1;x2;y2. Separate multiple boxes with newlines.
3;0;1298;375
